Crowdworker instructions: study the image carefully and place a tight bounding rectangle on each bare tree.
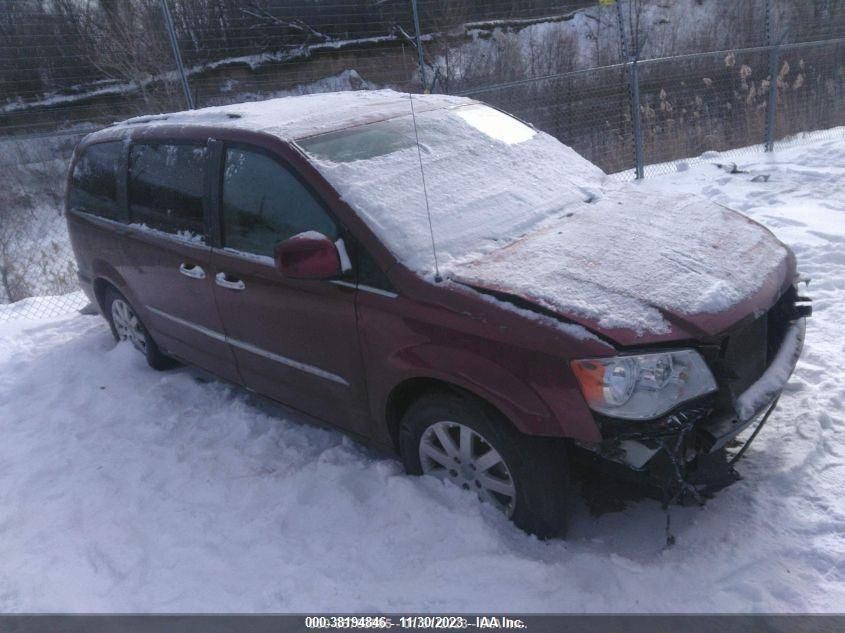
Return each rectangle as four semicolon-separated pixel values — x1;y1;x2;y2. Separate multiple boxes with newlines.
51;0;184;111
615;0;647;60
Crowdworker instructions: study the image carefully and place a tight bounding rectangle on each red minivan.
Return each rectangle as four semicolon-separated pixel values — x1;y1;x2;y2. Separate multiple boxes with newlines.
66;90;810;537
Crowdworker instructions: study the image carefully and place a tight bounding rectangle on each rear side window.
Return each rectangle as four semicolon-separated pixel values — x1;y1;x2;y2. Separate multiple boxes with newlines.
68;141;124;221
221;147;337;257
128;143;207;236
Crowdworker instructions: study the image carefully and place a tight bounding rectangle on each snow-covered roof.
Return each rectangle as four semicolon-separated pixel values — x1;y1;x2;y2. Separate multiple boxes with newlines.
109;89;474;141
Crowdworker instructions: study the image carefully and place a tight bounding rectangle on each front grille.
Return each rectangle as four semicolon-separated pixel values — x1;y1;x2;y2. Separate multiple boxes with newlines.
717;287;797;403
766;285;801;357
722;316;768;399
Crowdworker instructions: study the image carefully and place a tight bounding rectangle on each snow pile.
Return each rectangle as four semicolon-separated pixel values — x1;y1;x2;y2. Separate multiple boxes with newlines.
0;290;86;321
1;131;844;612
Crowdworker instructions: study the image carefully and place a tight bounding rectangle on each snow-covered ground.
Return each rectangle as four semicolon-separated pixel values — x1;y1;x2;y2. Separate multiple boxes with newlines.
1;131;843;612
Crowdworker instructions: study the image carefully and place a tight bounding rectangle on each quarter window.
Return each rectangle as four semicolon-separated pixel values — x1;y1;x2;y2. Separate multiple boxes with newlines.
128;143;207;236
221;147;337;257
68;141;124;221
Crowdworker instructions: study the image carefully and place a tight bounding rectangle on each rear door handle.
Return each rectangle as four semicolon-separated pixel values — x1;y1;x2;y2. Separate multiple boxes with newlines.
179;263;206;279
215;272;245;291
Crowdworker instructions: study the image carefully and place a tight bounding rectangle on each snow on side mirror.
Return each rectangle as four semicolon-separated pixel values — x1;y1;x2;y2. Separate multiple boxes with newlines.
274;232;341;280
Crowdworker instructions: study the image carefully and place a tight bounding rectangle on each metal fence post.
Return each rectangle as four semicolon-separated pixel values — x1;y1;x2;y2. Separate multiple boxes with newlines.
615;0;644;179
410;0;428;92
765;46;779;152
764;0;777;151
631;57;645;180
629;58;645;179
160;0;195;109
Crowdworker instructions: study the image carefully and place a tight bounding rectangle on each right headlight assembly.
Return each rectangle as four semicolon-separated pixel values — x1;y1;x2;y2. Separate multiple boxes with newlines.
570;350;718;421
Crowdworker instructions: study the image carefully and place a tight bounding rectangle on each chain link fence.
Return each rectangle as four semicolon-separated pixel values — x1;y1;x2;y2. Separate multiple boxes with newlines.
1;0;844;321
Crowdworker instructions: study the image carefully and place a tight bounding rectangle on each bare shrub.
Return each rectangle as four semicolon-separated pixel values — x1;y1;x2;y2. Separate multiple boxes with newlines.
0;135;79;304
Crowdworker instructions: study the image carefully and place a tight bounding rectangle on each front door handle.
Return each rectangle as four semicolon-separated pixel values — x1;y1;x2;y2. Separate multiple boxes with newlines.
215;272;245;291
179;263;206;279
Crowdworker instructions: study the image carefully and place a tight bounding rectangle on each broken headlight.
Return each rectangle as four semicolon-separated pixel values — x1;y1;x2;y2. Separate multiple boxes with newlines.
571;350;717;420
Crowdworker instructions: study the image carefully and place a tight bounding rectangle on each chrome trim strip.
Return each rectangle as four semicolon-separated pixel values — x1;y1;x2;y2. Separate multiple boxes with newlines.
329;280;398;299
73;209;126;229
147;306;226;343
228;337;349;386
146;306;349;386
358;284;399;299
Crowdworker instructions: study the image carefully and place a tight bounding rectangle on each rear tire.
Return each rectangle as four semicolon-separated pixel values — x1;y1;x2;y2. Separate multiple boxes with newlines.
399;392;572;539
103;287;177;371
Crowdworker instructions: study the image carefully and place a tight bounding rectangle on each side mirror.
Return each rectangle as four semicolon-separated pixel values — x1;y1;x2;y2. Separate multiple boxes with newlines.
274;232;341;280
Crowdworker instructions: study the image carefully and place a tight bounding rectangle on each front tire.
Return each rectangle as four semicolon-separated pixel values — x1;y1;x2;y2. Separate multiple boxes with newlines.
399;392;572;538
103;287;176;371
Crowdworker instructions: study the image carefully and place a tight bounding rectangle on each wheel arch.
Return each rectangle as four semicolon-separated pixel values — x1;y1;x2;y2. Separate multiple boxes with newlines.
384;373;548;454
92;276;117;313
90;260;134;314
386;377;469;450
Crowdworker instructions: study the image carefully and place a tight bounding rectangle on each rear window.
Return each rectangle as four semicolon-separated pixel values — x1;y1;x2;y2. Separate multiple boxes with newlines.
128;143;207;236
68;141;124;221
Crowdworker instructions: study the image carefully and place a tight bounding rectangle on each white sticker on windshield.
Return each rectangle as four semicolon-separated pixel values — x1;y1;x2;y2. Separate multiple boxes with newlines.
455;105;536;145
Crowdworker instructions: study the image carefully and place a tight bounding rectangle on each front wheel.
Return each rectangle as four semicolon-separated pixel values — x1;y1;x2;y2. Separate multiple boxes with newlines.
399;393;572;538
104;287;176;371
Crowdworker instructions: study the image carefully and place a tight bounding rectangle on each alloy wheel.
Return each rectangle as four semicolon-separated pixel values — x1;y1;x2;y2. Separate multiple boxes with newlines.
111;298;147;354
419;420;517;517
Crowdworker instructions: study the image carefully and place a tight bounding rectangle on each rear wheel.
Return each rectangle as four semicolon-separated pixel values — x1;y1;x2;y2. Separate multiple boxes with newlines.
399;392;572;538
103;287;176;371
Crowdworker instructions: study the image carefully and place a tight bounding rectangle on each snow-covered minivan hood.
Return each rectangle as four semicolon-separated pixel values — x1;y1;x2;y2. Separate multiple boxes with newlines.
450;189;793;346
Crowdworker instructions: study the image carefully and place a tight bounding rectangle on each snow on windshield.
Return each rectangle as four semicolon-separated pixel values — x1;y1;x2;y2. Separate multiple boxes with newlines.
455;104;536;144
298;103;605;275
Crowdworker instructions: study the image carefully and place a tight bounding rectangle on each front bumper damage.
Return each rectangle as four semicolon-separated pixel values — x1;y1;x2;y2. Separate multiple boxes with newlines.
580;317;807;505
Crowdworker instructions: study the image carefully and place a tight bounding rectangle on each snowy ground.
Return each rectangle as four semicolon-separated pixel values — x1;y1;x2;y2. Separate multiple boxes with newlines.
1;131;844;612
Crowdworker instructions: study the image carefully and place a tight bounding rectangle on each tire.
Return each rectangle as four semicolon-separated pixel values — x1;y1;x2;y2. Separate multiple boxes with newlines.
399;392;572;538
103;287;177;371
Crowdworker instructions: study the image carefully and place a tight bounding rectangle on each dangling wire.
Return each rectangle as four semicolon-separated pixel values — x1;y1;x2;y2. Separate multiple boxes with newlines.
408;92;442;283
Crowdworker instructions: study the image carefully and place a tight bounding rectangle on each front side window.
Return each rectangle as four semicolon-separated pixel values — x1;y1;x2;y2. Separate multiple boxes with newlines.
68;141;125;221
128;143;207;236
221;147;337;257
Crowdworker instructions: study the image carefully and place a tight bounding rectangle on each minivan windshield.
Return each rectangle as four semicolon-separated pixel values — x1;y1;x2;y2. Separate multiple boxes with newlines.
297;104;606;275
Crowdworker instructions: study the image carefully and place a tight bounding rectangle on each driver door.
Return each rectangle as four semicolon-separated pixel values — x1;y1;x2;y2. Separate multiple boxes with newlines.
208;142;371;434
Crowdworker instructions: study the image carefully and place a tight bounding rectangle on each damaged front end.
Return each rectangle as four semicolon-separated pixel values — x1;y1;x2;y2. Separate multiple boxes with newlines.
575;285;811;506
